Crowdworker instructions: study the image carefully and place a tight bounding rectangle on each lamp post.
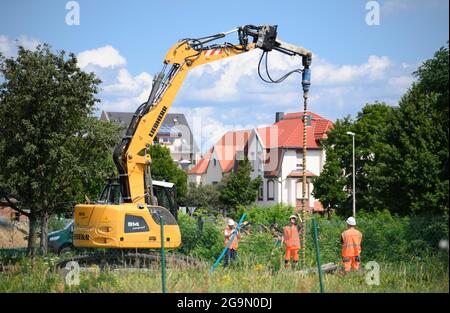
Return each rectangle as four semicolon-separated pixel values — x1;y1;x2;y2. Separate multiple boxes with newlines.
346;131;356;218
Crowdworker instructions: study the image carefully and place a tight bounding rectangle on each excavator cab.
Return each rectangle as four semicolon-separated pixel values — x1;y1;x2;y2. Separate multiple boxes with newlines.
97;179;178;221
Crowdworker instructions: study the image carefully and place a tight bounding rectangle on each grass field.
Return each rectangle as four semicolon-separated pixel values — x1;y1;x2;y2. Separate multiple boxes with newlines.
0;209;448;293
0;253;448;293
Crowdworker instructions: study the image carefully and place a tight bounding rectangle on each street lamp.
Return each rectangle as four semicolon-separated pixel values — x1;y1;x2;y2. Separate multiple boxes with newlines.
346;131;356;218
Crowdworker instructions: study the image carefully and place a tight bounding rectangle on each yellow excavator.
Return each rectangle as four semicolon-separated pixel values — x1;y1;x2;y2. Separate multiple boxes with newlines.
68;24;312;267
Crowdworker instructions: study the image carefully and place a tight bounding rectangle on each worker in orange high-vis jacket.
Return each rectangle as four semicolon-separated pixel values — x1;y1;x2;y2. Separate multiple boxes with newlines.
341;216;363;272
224;219;241;267
282;215;301;269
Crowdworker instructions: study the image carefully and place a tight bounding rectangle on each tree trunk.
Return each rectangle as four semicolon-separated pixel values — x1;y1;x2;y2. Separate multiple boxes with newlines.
39;212;49;255
27;214;37;257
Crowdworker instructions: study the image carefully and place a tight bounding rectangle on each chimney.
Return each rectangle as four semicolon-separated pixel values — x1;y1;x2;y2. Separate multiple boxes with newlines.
275;112;284;123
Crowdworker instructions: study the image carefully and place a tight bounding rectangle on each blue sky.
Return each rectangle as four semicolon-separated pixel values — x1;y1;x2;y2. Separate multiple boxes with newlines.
1;0;448;152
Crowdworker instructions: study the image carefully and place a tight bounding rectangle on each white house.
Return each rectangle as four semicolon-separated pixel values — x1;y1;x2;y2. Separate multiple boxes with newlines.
100;111;201;170
188;111;333;212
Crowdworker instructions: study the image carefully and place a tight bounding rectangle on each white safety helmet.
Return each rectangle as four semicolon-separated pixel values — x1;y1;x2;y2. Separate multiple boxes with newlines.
228;219;236;226
289;215;297;220
346;216;356;226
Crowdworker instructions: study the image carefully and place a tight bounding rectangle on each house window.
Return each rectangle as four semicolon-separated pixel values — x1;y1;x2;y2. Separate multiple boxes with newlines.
213;159;217;166
267;179;275;201
296;151;303;170
258;184;263;201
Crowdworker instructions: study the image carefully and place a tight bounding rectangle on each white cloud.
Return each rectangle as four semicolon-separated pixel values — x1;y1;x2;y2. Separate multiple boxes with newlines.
0;35;13;58
187;50;262;101
16;35;40;51
172;106;228;152
99;67;154;112
75;45;154;113
103;69;152;96
180;50;392;109
0;35;41;58
77;45;126;69
99;70;153;112
313;55;391;84
389;75;415;91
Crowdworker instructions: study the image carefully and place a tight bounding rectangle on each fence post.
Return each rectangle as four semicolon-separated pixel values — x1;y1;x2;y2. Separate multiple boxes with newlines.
312;218;325;293
160;215;167;293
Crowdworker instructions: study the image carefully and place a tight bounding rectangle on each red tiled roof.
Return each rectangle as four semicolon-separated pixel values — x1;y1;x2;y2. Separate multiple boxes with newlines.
0;207;28;222
283;111;325;120
294;200;325;213
314;200;324;212
256;111;333;149
188;130;250;174
188;149;212;175
287;170;316;178
214;130;250;173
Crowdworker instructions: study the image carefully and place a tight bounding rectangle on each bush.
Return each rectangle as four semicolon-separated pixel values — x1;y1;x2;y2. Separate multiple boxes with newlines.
192;220;223;260
178;206;449;267
236;203;294;226
177;212;198;254
178;212;223;260
307;210;449;264
239;232;275;264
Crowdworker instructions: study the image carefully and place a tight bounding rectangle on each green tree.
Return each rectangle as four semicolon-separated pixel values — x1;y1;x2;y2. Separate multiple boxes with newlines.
414;44;449;141
314;44;449;216
313;103;394;215
380;91;440;214
148;144;187;202
219;158;262;214
384;43;449;214
184;182;225;213
312;148;347;212
0;44;119;255
72;117;121;202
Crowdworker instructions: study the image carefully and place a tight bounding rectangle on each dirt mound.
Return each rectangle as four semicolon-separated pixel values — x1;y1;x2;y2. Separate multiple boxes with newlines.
0;217;28;248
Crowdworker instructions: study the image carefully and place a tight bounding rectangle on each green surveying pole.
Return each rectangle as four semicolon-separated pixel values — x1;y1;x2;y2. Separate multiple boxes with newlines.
312;218;325;293
160;216;167;293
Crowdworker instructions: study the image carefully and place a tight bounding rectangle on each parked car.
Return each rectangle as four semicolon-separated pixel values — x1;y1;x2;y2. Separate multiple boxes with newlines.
48;219;74;255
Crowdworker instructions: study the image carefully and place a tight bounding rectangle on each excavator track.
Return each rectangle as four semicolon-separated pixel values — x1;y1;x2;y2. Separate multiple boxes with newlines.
56;251;201;270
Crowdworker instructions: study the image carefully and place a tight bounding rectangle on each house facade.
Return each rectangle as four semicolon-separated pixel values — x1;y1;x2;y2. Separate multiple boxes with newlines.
100;111;200;170
187;130;250;185
188;111;333;212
